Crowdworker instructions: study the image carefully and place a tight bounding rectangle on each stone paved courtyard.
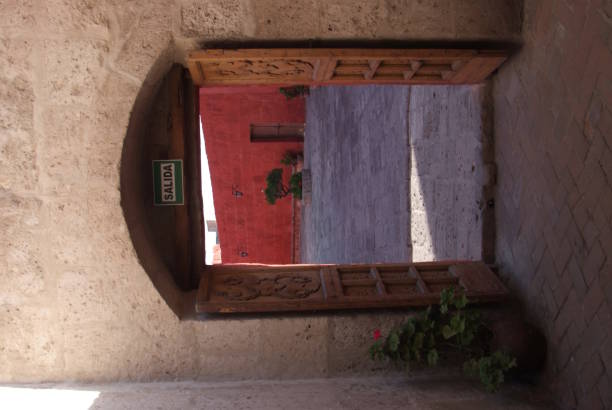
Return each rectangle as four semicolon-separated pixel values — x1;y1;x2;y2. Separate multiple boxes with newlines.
301;85;487;264
494;1;612;409
301;86;411;264
0;376;550;410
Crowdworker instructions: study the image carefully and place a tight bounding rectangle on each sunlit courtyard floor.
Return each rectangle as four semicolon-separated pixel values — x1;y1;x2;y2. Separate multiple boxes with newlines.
301;85;488;264
1;376;550;410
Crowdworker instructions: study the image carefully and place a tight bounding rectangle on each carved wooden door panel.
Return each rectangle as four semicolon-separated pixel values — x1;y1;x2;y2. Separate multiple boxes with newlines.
187;48;508;87
196;261;508;313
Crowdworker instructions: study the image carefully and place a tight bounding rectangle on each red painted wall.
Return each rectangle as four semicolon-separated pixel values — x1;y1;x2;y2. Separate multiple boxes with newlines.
200;86;304;264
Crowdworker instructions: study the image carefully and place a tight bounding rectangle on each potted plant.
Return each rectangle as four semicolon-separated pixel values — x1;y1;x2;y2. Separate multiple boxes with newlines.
369;287;546;392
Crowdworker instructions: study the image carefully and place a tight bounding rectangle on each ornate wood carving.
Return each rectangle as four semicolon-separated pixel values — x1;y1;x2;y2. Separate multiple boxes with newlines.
215;272;321;301
205;59;314;80
188;48;509;87
198;262;508;313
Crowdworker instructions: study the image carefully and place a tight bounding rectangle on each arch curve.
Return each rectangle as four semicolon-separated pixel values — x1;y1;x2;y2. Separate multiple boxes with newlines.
120;50;201;318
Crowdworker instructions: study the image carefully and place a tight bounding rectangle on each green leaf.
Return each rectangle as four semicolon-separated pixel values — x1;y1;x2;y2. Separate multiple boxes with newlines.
463;351;517;392
402;320;415;338
442;325;456;339
426;333;436;349
387;331;400;352
412;332;424;350
288;172;302;199
427;349;439;366
454;293;469;309
400;341;412;361
368;342;384;361
459;330;475;346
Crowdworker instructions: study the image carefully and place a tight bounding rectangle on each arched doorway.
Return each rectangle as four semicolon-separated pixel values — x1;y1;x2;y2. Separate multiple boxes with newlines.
122;46;511;317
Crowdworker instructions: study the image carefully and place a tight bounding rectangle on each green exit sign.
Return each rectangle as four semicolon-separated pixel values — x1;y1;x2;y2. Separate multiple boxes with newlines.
153;160;184;206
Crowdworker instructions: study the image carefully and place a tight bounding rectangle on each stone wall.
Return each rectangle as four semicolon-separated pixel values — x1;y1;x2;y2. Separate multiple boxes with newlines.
0;0;520;382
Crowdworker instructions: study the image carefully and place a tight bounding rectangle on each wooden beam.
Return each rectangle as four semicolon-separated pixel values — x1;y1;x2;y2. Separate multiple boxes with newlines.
364;60;381;80
410;266;430;294
320;268;337;299
197;262;509;313
187;48;509;87
188;48;480;62
168;66;191;290
450;52;508;84
330;267;345;298
370;267;388;295
322;58;338;81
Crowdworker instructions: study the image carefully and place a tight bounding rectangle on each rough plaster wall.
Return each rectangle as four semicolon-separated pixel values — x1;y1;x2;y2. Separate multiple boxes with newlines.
0;0;520;382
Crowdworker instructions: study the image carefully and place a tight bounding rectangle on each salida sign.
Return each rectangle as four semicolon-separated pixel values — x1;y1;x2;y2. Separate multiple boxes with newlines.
153;160;184;205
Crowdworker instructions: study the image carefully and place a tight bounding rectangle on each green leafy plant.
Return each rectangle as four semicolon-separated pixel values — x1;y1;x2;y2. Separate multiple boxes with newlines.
464;351;517;392
281;151;299;166
370;287;516;392
264;169;302;204
279;85;309;100
264;151;303;204
264;168;285;204
288;172;302;200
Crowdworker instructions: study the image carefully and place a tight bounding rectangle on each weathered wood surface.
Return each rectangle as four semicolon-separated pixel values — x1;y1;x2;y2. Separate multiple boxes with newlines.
168;66;191;290
196;261;508;313
187;48;508;87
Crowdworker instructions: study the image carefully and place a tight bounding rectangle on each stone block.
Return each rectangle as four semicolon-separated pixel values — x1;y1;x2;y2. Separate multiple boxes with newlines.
0;0;36;29
253;0;322;39
0;228;46;306
0;38;35;81
0;74;34;133
86;182;124;234
42;0;110;37
327;312;410;376
0;130;38;192
195;318;261;381
454;0;522;40
319;0;389;38
257;316;328;379
113;27;172;83
61;323;130;381
0;305;63;382
40;197;92;266
180;0;254;39
38;105;93;194
384;0;454;39
583;241;606;286
582;277;605;323
597;372;612;410
42;39;109;106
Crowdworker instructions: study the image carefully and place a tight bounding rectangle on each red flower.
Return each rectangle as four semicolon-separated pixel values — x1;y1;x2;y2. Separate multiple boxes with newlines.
373;329;381;341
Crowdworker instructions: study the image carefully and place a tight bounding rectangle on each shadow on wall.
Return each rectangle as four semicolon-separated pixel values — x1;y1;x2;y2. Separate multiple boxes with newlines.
408;84;494;262
120;57;199;318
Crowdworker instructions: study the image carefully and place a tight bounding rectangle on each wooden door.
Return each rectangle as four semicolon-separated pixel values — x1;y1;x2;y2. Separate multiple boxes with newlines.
187;48;508;87
197;261;508;313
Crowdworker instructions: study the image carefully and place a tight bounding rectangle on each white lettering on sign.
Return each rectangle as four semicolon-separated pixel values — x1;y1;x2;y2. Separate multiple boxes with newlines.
161;163;175;202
